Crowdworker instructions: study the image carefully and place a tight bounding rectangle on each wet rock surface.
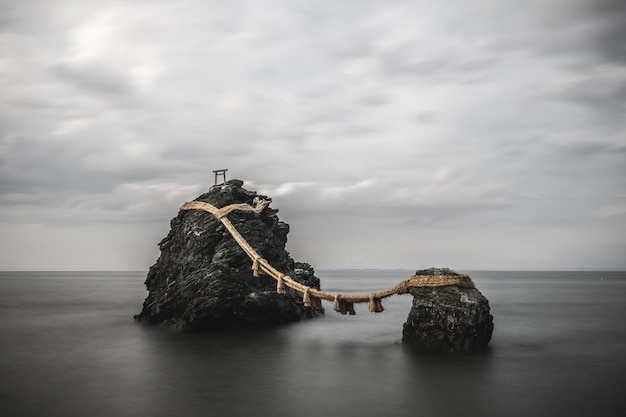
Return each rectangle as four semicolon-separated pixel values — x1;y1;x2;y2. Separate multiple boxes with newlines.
134;179;322;330
402;268;493;351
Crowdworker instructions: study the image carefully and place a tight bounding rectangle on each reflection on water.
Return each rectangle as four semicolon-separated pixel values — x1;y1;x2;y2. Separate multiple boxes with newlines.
1;270;625;417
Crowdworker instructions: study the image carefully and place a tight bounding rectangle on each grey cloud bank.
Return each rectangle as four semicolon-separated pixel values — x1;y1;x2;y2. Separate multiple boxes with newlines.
1;0;624;270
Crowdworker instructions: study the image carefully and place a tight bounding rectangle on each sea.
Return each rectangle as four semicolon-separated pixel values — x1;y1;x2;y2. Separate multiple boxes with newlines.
1;270;625;417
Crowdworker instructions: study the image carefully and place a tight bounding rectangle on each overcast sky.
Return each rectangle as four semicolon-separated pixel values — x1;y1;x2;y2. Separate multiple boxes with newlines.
1;0;625;271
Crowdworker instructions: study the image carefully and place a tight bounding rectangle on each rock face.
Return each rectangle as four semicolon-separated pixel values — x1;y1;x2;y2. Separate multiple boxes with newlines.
402;268;493;352
134;179;322;330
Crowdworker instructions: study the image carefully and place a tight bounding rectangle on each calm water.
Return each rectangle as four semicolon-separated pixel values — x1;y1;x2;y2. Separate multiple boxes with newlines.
1;270;625;417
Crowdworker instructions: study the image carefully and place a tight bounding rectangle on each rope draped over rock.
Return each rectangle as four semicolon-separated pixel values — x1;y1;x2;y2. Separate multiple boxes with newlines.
180;199;475;315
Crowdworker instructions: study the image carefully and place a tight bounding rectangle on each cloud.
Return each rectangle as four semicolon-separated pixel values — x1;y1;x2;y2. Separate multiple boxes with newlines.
53;62;134;96
571;0;626;64
485;0;626;68
555;66;626;121
0;0;624;270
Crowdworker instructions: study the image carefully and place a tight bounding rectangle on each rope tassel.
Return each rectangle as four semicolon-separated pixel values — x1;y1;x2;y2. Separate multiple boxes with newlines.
311;296;323;310
368;294;384;313
252;257;260;277
346;302;356;315
332;295;355;315
302;288;312;307
333;295;343;314
277;276;289;294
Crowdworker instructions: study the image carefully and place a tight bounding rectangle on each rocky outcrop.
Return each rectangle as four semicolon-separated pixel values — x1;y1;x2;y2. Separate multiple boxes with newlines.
134;179;322;330
402;268;493;351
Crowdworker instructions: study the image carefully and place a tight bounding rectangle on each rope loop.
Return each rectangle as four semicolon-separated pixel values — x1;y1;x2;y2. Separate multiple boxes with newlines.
395;281;410;295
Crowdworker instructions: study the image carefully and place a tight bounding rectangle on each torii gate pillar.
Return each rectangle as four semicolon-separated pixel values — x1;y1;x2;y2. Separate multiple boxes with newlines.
213;169;228;185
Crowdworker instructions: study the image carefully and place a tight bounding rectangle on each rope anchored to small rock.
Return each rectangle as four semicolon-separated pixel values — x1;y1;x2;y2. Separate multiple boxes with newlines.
180;199;475;315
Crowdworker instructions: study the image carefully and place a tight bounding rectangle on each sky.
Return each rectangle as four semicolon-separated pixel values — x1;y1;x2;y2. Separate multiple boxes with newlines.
1;0;625;271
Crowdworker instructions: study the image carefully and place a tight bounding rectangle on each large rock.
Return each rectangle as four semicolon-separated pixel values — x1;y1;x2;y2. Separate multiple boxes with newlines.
134;179;322;330
402;268;493;351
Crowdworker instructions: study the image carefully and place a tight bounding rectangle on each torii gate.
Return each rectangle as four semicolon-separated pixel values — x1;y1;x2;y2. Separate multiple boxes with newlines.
213;169;228;185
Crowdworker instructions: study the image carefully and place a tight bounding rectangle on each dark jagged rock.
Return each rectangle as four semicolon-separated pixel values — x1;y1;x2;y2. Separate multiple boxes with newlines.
134;179;323;330
402;268;493;352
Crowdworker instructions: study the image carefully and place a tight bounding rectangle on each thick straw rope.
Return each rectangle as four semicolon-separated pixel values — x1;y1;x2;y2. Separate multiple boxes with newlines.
180;199;474;315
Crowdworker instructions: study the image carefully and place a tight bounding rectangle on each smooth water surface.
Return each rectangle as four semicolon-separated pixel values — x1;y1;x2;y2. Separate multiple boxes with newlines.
1;270;625;417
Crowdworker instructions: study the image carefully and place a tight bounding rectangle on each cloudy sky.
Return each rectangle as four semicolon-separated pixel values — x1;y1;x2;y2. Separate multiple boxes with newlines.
1;0;625;271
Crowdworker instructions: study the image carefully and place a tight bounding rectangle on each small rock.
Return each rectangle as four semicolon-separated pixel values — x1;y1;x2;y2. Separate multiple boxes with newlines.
402;267;493;352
